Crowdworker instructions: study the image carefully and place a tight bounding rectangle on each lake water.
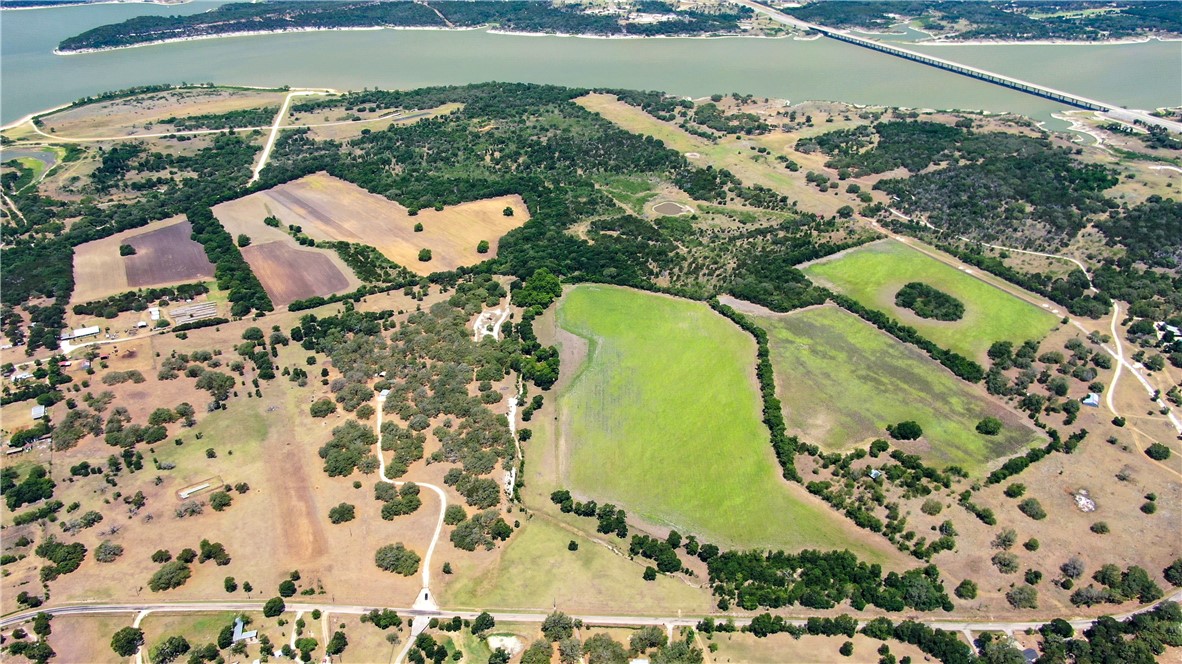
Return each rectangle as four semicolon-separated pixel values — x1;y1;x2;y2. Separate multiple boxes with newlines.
2;1;1178;127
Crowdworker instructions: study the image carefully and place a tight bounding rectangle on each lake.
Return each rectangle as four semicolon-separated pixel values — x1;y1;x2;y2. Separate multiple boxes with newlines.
2;1;1178;127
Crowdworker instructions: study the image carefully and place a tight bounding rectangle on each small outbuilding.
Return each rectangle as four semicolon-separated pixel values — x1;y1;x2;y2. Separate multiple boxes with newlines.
30;405;47;420
1082;393;1101;407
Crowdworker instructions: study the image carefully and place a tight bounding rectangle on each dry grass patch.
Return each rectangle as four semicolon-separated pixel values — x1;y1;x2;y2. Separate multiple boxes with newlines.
218;172;527;275
71;216;215;303
39;88;287;139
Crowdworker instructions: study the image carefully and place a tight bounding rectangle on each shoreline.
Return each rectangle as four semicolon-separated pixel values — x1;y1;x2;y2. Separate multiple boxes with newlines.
54;24;803;53
1;0;190;11
53;19;1181;54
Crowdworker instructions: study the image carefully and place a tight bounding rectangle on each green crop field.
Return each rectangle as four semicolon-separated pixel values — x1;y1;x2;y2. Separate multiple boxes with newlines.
803;239;1059;360
555;285;894;556
763;306;1041;472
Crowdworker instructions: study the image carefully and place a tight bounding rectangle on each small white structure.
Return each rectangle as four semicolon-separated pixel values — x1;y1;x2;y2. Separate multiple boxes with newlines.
149;307;161;321
12;372;33;383
178;483;211;500
30;405;47;420
136;321;149;329
1082;393;1101;407
62;325;100;341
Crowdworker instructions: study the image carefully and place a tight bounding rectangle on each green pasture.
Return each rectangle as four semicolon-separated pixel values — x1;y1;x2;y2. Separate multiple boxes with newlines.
556;284;891;555
763;306;1041;472
802;239;1059;359
441;515;708;613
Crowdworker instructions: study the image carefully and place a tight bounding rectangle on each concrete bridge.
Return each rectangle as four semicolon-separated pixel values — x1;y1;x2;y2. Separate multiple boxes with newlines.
733;0;1182;133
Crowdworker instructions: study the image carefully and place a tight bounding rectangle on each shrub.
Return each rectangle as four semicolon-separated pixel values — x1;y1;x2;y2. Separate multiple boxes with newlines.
151;549;172;563
477;240;490;254
263;596;285;617
886;420;923;440
839;641;854;657
1006;585;1038;609
119;244;136;256
1146;443;1172;461
1091;521;1110;534
328;503;355;524
1018;498;1046;520
954;579;978;599
1164;558;1182;587
992;552;1019;574
976;417;1002;435
95;540;124;563
418;249;432;262
279;580;297;597
310;399;336;418
920;499;942;516
209;491;232;511
443;505;466;525
1003;483;1026;498
148;561;192;592
1141;501;1157;514
541;611;574;642
111;626;145;657
375;543;420;576
1023;538;1040;551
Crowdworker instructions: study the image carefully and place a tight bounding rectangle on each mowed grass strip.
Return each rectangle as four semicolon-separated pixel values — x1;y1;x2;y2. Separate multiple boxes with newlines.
558;285;888;554
803;239;1059;360
762;306;1041;473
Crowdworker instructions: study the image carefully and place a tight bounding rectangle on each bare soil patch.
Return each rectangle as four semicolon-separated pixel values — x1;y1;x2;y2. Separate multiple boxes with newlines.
218;172;528;275
71;216;214;303
40;88;287;139
240;241;352;307
652;201;691;216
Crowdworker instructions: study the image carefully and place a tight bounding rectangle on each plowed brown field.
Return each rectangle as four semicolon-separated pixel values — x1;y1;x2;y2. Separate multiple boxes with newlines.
72;216;215;303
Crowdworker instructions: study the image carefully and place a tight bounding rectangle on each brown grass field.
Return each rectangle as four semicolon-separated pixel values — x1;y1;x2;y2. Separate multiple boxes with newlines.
213;193;362;306
216;172;528;275
240;241;353;307
71;216;215;303
39;88;287;139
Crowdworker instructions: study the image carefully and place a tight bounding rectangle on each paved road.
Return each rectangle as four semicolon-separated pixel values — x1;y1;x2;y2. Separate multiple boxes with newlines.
5;589;1180;636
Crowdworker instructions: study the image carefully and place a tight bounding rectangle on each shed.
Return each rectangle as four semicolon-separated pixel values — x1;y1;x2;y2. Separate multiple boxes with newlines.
149;307;161;321
12;372;33;383
72;326;100;339
30;405;47;420
379;389;391;399
1082;393;1101;407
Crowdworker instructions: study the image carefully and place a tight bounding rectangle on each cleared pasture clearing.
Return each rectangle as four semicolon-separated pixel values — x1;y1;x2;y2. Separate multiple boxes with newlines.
803;239;1059;360
241;241;352;307
575;93;865;218
39;87;287;138
217;172;528;275
300;103;462;141
761;305;1041;472
71;216;215;303
440;515;709;614
556;285;899;557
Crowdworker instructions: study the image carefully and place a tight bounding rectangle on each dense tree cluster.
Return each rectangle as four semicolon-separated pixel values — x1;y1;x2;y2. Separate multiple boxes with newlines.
708;549;951;612
894;282;964;321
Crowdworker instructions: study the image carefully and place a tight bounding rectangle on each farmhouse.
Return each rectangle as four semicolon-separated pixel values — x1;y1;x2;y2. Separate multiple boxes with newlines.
231;617;258;643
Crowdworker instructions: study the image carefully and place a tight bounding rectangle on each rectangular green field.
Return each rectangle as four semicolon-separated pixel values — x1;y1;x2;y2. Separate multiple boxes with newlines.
556;284;895;556
802;239;1059;360
762;306;1041;472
